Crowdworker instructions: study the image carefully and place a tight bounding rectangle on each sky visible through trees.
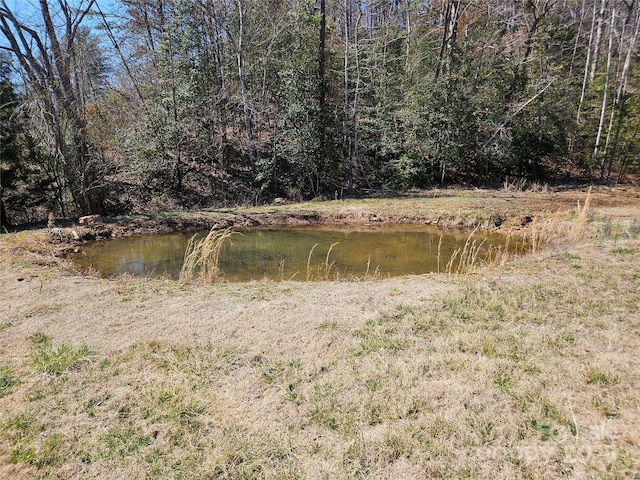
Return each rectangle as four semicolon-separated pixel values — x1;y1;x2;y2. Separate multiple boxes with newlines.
0;0;639;224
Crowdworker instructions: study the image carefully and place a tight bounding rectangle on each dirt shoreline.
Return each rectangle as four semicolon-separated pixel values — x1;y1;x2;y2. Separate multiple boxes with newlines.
35;185;639;255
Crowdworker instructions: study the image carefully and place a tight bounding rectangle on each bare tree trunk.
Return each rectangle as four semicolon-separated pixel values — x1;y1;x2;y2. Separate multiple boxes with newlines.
319;0;327;163
590;0;609;82
343;0;353;194
96;3;147;111
236;0;254;170
577;1;597;123
605;3;639;178
350;11;363;196
405;0;411;70
602;12;626;178
593;4;616;179
435;0;460;81
198;0;230;202
570;0;589;77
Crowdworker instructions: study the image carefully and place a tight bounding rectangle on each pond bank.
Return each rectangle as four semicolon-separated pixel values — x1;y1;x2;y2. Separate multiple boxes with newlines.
33;185;639;258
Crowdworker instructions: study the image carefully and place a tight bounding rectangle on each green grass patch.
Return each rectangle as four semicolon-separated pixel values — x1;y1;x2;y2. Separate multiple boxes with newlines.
30;332;94;375
493;373;514;391
0;363;19;397
0;321;13;332
103;424;151;458
1;414;45;442
317;320;339;331
351;331;407;357
145;341;240;380
585;367;618;386
528;419;558;441
351;307;410;357
611;246;637;255
2;414;47;466
309;383;356;436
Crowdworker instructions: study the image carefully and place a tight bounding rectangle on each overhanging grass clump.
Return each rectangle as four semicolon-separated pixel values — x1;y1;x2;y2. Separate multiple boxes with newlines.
179;227;237;283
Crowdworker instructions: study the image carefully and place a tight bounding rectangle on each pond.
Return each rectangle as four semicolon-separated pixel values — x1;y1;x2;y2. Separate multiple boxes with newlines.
72;225;524;281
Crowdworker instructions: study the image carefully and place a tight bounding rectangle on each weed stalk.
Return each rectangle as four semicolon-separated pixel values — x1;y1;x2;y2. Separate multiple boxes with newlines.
179;227;237;283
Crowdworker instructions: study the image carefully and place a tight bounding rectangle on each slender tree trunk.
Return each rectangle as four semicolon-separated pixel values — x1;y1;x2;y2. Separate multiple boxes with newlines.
569;0;589;77
236;0;254;169
350;11;363;195
602;14;626;178
435;0;451;81
206;4;229;202
96;3;147;111
405;0;411;70
435;0;460;81
593;4;616;179
319;0;326;161
344;0;353;194
577;1;597;123
590;0;609;82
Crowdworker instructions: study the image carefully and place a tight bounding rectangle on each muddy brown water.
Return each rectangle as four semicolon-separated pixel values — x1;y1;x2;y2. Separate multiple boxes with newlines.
71;225;524;281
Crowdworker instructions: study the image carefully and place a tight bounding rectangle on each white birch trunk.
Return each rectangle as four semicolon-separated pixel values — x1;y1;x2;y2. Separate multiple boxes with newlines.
577;1;597;123
593;4;616;178
590;0;609;83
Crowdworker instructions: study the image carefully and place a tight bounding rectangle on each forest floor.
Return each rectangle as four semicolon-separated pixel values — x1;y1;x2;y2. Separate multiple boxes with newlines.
1;186;639;479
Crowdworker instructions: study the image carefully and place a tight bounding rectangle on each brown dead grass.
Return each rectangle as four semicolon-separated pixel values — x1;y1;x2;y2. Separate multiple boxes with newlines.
0;188;639;479
180;227;238;283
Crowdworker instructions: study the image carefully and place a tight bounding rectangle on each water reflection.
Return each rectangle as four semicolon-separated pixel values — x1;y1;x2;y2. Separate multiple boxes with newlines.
73;225;522;281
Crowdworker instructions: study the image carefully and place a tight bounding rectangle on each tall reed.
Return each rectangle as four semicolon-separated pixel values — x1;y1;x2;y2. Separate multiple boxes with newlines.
306;243;319;281
179;227;237;283
446;228;487;274
306;242;340;281
322;242;340;279
568;186;592;243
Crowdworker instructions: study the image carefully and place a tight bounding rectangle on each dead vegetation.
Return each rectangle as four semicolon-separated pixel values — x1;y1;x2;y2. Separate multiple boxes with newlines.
179;228;238;284
0;188;639;479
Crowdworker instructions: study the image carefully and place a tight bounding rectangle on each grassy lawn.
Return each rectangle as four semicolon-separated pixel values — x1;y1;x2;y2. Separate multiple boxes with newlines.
0;188;639;479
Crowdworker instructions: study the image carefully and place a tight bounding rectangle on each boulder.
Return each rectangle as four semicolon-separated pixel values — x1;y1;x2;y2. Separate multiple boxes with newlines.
79;214;103;226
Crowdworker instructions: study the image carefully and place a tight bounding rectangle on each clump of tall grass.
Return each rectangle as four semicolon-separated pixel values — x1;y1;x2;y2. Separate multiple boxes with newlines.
446;228;487;274
305;242;340;281
568;187;592;243
524;188;592;251
179;227;237;283
306;243;319;281
443;228;524;274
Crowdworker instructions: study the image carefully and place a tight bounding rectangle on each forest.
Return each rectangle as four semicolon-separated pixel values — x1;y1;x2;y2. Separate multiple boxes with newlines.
1;0;639;225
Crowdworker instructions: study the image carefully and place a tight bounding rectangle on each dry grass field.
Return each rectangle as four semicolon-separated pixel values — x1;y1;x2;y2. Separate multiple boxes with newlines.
1;187;639;479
